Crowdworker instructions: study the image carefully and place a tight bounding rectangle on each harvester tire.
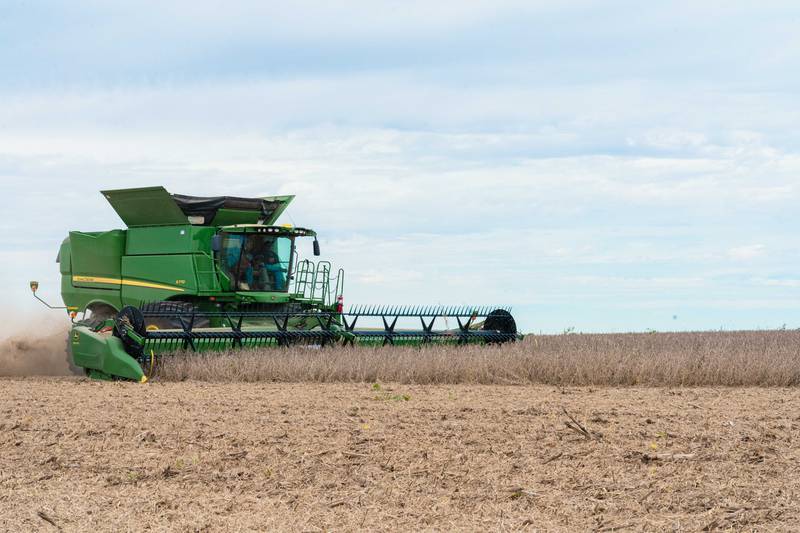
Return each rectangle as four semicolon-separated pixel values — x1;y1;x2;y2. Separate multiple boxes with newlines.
140;301;210;330
482;309;517;343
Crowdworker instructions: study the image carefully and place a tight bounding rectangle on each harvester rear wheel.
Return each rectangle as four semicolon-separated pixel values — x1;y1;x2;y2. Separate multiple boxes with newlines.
140;301;210;330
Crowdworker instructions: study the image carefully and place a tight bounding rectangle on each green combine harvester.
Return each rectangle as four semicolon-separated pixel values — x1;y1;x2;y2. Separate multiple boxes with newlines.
30;186;520;382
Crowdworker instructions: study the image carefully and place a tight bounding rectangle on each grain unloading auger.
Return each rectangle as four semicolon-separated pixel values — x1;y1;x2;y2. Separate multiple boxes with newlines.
30;186;521;382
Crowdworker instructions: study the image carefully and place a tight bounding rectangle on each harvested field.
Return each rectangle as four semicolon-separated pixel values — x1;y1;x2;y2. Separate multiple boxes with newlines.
1;379;798;531
157;330;800;387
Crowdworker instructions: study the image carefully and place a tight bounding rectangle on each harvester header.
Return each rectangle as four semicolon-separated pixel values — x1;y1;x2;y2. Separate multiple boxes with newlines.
32;186;521;381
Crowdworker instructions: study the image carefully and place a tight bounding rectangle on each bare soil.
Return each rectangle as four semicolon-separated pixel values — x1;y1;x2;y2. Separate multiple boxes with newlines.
1;379;798;531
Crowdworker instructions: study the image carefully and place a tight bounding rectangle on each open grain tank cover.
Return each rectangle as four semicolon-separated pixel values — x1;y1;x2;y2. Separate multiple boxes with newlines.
101;186;294;227
172;193;293;226
102;186;189;227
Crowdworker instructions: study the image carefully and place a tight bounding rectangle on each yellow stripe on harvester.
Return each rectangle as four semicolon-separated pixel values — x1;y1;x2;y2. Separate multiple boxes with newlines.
72;275;185;292
120;279;185;292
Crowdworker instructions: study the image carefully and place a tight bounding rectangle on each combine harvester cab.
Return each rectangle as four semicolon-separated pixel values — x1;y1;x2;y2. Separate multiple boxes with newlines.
31;186;521;381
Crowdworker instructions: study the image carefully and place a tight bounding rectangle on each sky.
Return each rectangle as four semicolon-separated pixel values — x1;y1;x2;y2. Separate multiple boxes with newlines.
1;1;799;334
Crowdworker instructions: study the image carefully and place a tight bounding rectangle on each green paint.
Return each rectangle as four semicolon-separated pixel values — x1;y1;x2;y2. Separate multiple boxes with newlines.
57;186;338;381
102;186;188;227
69;230;126;280
71;326;146;382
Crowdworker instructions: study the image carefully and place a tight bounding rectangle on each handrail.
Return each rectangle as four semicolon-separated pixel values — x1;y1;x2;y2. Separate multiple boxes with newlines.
289;259;343;307
292;259;315;298
311;261;331;303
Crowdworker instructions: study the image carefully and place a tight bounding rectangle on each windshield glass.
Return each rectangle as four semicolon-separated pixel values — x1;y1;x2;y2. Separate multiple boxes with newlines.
219;233;293;292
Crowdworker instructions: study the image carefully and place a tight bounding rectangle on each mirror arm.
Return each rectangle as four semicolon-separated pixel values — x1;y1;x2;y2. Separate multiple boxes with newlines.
29;282;67;310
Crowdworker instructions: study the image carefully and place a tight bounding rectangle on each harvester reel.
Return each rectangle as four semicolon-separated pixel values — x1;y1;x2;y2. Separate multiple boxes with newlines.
482;309;517;342
342;305;520;345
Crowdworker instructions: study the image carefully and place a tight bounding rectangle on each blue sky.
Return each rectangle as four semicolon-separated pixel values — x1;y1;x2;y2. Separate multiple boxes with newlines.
1;1;799;333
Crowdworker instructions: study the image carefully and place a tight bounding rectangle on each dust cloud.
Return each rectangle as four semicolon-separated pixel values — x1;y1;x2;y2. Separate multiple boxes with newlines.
0;312;71;376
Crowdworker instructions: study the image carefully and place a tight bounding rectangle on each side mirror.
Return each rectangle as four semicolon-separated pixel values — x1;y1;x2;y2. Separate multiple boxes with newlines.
313;238;321;256
211;235;222;253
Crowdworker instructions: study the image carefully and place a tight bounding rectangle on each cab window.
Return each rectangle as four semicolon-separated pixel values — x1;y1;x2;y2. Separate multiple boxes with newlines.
218;233;293;292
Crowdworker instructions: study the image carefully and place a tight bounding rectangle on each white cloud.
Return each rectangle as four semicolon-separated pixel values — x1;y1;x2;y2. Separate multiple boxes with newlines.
728;245;766;261
1;2;800;333
635;129;709;150
756;278;800;288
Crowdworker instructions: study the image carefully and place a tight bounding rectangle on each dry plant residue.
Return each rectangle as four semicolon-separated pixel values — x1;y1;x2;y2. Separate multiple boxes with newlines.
157;330;800;386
